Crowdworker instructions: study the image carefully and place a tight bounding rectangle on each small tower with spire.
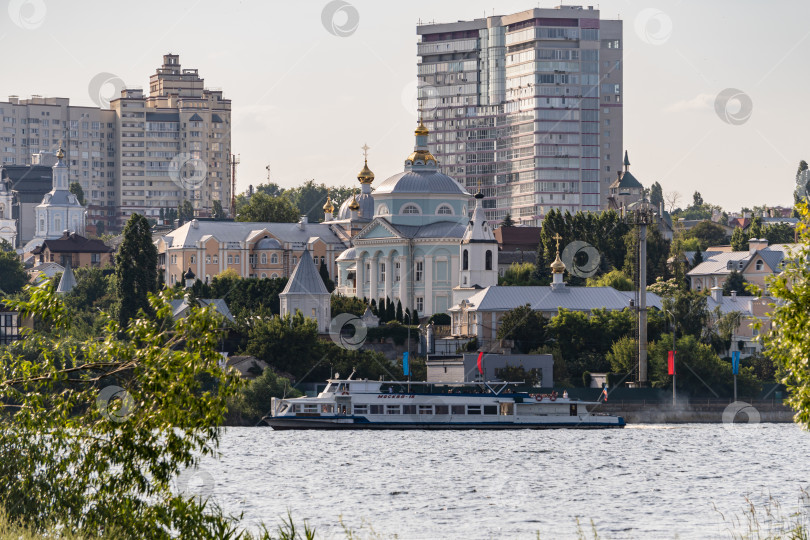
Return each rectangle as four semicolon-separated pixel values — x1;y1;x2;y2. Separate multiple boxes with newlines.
550;233;567;291
404;111;438;171
459;191;498;289
323;196;334;221
607;150;644;210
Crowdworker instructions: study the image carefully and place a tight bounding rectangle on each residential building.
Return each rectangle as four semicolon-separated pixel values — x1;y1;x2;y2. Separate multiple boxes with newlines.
0;173;14;246
687;238;796;293
706;286;772;358
2;164;52;247
31;231;113;269
0;54;231;232
155;218;346;286
280;249;332;334
111;54;231;225
416;5;623;225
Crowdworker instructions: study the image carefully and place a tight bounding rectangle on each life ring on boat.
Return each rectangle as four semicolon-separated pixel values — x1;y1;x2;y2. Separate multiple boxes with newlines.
535;395;543;402
341;391;349;395
550;391;558;402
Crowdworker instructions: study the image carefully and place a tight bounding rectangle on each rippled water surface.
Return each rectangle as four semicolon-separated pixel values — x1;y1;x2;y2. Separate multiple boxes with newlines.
196;425;809;539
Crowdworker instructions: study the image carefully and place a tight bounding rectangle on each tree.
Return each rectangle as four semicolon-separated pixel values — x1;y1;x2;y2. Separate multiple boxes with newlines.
1;286;245;536
211;199;226;220
663;290;710;340
284;179;328;223
395;299;404;323
764;222;795;244
69;182;86;205
501;213;515;228
235;192;299;223
749;216;763;239
496;364;541;386
692;246;703;267
692;191;704;207
664;191;682;213
245;312;321;378
500;262;540;286
711;308;743;356
318;260;335;292
178;200;194;222
95;220;106;236
410;306;420;324
730;226;748;251
385;297;395;322
760;203;810;427
586;269;633;291
649;181;664;210
0;241;28;294
497;304;549;354
229;367;301;424
722;270;752;296
647;277;680;298
114;214;158;326
683;221;728;250
606;336;639;374
331;293;367;317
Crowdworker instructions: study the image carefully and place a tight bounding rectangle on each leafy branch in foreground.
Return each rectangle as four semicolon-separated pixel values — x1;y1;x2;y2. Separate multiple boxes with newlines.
761;201;810;429
0;283;248;538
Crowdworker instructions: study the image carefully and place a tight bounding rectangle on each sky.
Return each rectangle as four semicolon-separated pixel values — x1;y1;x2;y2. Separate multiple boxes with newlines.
1;0;808;212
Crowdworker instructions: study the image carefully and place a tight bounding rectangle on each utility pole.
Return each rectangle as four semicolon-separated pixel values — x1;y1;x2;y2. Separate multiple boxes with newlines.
633;199;655;386
229;154;240;218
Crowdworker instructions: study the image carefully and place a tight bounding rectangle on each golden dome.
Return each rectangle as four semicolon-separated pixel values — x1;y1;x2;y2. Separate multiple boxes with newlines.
406;149;438;165
348;193;360;211
550;253;566;274
357;159;375;184
56;146;65;160
323;196;334;214
414;120;429;137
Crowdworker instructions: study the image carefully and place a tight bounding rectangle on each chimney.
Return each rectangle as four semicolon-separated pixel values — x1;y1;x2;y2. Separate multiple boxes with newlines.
710;286;723;303
190;218;199;229
731;290;737;301
298;215;307;230
748;237;768;254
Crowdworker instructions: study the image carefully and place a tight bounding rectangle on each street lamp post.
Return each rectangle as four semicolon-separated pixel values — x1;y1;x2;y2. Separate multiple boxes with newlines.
405;312;411;393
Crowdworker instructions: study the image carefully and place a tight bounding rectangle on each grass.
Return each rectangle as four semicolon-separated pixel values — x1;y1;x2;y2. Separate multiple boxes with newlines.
716;489;810;540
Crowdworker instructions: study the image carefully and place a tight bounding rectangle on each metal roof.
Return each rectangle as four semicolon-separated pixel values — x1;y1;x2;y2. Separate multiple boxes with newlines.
450;285;663;312
374;170;469;195
160;221;346;249
281;249;329;296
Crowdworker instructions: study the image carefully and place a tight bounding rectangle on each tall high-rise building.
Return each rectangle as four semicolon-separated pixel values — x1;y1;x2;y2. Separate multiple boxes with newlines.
417;6;623;225
111;54;231;225
0;54;230;231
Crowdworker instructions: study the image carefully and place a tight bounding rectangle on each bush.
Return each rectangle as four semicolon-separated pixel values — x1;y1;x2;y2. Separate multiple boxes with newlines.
428;312;451;325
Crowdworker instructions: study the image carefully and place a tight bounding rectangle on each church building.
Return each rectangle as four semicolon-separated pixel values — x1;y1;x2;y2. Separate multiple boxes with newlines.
334;121;499;316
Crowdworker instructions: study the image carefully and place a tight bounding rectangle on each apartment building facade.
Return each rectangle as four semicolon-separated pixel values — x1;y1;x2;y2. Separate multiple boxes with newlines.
416;6;623;225
0;54;230;232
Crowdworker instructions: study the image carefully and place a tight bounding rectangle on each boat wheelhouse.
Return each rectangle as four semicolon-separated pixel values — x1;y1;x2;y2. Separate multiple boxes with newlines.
265;374;624;430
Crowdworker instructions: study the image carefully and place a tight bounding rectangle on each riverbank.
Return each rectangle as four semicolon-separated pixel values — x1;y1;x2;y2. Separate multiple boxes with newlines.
589;399;795;423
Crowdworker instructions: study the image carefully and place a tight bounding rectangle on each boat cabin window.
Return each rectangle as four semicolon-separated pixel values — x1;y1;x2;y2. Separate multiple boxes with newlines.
451;405;465;415
321;404;334;413
483;405;498;415
435;405;449;415
418;405;434;415
570;404;578;416
302;404;318;413
280;404;290;414
370;405;384;414
386;405;400;414
403;405;416;414
467;405;481;415
354;404;368;415
500;403;514;415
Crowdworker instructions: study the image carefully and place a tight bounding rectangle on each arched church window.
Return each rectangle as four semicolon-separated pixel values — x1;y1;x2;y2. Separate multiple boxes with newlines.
0;204;4;219
437;204;453;215
377;204;389;215
401;204;420;215
271;253;278;264
261;253;267;264
462;249;469;270
485;250;492;271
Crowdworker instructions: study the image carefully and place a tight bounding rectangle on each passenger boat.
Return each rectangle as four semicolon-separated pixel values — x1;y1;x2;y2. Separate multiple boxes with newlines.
264;373;624;430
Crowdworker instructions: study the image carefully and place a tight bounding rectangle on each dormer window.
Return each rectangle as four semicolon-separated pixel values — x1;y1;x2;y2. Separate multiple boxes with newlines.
755;260;763;271
727;261;733;270
401;204;421;215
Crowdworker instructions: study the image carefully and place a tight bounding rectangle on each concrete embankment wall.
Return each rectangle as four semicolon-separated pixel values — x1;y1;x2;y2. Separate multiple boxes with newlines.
588;400;795;423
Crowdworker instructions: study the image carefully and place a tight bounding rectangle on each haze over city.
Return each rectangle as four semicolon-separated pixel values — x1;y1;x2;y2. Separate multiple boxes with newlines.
1;0;806;211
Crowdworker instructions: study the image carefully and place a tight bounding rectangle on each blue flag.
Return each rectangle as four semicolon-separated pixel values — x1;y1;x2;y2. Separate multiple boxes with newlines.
732;351;740;375
403;352;410;376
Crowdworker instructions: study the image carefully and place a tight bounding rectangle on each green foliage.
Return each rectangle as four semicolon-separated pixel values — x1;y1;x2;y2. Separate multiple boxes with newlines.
649;181;664;209
535;209;630;285
211;200;226;220
622;223;672;286
194;275;287;318
711;308;743;356
395;299;403;323
244;312;319;377
693;191;704;207
318;260;335;292
761;202;810;428
647;277;680;298
501;213;515;227
663;290;710;340
648;335;760;396
749;216;763;239
395;354;426;381
499;262;540;286
0;285;245;537
331;294;367;317
228;368;301;425
428;313;451;325
496;304;549;353
730;226;748;251
114;214;158;327
178;200;195;222
586;269;633;291
0;244;28;295
235;192;299;223
606;336;638;374
496;364;541;386
682;221;729;250
68;182;85;205
722;270;752;297
692;246;703;267
764;222;795;244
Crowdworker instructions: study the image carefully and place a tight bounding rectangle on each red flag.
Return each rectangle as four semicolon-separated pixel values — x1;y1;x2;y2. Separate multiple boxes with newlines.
477;351;484;375
668;350;676;375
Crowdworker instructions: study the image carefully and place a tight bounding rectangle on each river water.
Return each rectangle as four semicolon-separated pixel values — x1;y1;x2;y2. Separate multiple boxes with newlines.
188;424;809;539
